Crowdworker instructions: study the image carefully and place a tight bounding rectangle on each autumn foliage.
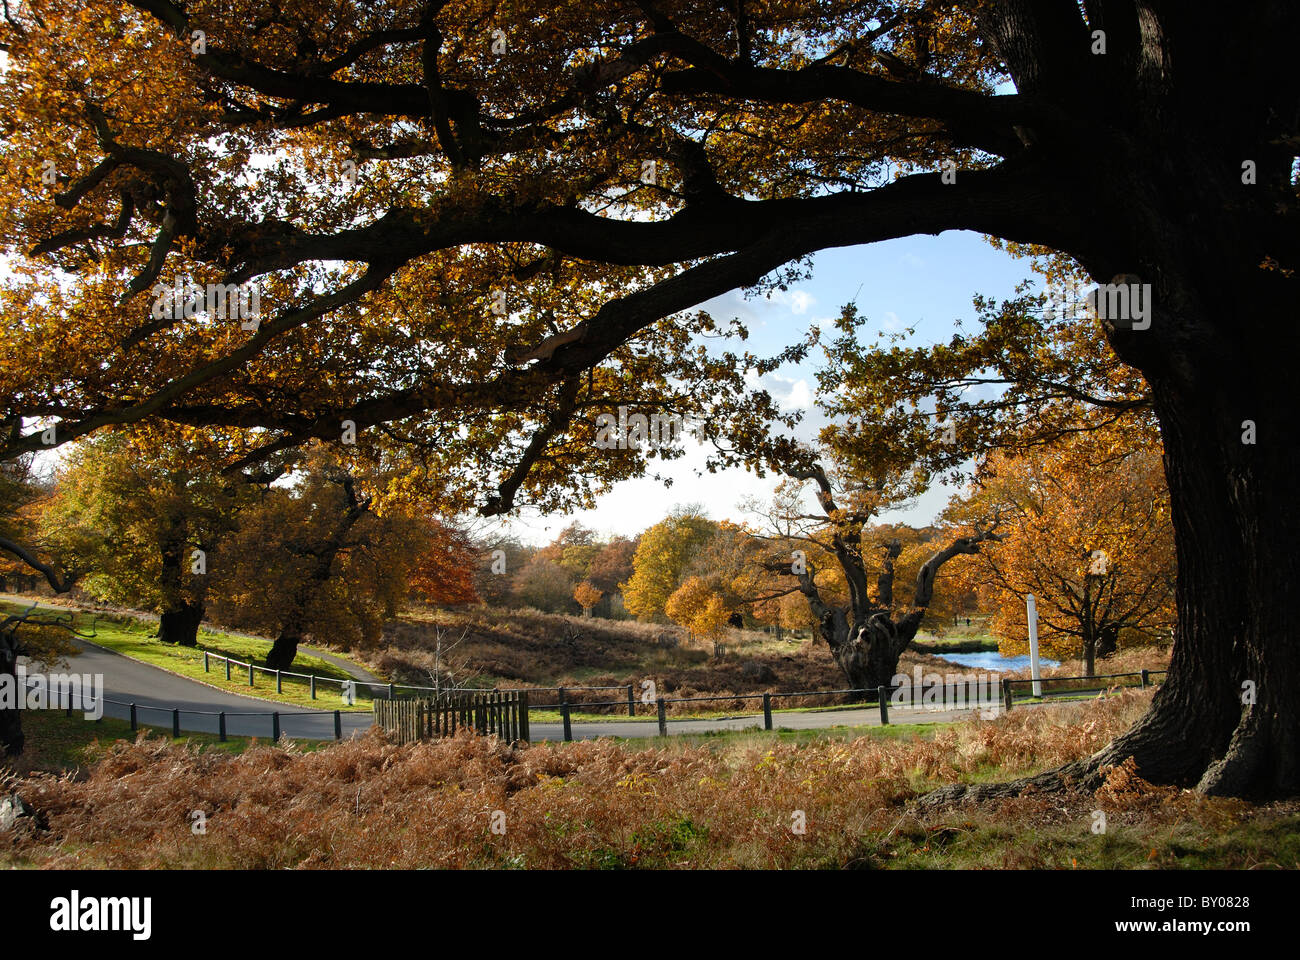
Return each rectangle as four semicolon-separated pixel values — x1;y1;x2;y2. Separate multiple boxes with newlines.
945;422;1175;672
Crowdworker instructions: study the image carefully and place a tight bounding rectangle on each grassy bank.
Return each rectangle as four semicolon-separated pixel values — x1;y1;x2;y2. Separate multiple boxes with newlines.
1;598;373;712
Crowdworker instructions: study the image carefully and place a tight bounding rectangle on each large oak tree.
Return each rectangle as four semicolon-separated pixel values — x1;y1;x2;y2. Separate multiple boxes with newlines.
1;1;1296;798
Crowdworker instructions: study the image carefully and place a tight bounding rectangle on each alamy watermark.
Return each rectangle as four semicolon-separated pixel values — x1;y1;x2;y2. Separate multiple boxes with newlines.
0;667;104;720
1044;278;1152;330
150;277;261;328
593;406;697;451
50;890;151;940
890;667;1003;718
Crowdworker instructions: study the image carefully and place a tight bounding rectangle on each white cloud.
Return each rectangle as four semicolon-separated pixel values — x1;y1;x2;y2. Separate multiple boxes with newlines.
760;289;816;314
777;377;813;412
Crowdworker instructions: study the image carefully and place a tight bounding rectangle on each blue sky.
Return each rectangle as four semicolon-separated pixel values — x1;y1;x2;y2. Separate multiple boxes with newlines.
503;229;1035;545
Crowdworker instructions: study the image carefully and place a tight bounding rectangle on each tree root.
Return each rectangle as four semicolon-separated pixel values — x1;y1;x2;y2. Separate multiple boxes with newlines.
913;758;1100;813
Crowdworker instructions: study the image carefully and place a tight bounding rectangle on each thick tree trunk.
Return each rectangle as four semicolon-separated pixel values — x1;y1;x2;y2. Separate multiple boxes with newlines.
265;631;302;671
1095;624;1118;661
1082;633;1096;678
156;526;205;647
1084;377;1300;798
263;474;370;671
157;601;204;647
819;607;919;697
0;636;23;756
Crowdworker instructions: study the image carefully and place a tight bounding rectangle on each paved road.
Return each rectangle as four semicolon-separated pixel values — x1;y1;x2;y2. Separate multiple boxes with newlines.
30;637;1017;742
48;639;375;740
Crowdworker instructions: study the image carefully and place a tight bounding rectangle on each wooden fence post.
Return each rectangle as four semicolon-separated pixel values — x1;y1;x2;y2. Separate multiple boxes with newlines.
878;686;889;725
519;691;530;743
218;712;226;742
171;708;180;738
248;662;254;686
276;670;282;695
627;684;635;717
762;692;773;731
560;699;572;742
310;674;316;699
334;710;342;740
656;697;667;737
1140;669;1149;689
130;703;137;732
203;651;209;672
272;712;280;741
225;657;231;682
1002;678;1014;712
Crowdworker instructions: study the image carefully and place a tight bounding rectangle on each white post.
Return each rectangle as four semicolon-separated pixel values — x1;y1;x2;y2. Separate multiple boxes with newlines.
1026;594;1042;697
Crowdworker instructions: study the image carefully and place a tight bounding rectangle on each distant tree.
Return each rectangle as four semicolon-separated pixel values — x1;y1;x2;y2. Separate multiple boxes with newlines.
538;523;601;582
622;508;716;621
472;538;532;608
408;521;481;607
573;581;603;618
945;424;1176;676
39;427;260;646
208;448;426;667
586;537;637;594
510;556;576;614
664;575;731;658
585;536;637;616
751;586;818;641
756;460;1001;693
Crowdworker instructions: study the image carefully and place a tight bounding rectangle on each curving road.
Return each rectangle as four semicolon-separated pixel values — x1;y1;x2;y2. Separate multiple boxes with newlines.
33;637;1015;743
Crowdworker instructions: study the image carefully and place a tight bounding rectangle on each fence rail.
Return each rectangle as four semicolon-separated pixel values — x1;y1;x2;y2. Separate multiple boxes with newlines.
999;668;1166;709
23;683;349;743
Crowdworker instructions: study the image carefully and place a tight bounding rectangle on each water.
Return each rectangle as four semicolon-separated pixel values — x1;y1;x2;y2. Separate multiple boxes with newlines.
935;651;1060;672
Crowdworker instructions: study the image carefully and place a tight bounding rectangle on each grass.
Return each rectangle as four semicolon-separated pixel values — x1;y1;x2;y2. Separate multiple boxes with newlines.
6;686;1295;869
610;721;951;749
374;605;856;702
911;637;999;652
1;598;373;712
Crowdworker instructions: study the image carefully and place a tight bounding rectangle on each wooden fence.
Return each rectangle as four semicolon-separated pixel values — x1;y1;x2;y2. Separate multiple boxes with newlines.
373;691;529;745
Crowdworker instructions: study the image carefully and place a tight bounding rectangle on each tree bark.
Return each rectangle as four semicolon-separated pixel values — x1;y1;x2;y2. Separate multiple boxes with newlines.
1089;355;1300;798
0;628;23;756
1095;624;1118;661
155;522;205;646
157;600;204;647
1082;629;1096;678
265;630;302;671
